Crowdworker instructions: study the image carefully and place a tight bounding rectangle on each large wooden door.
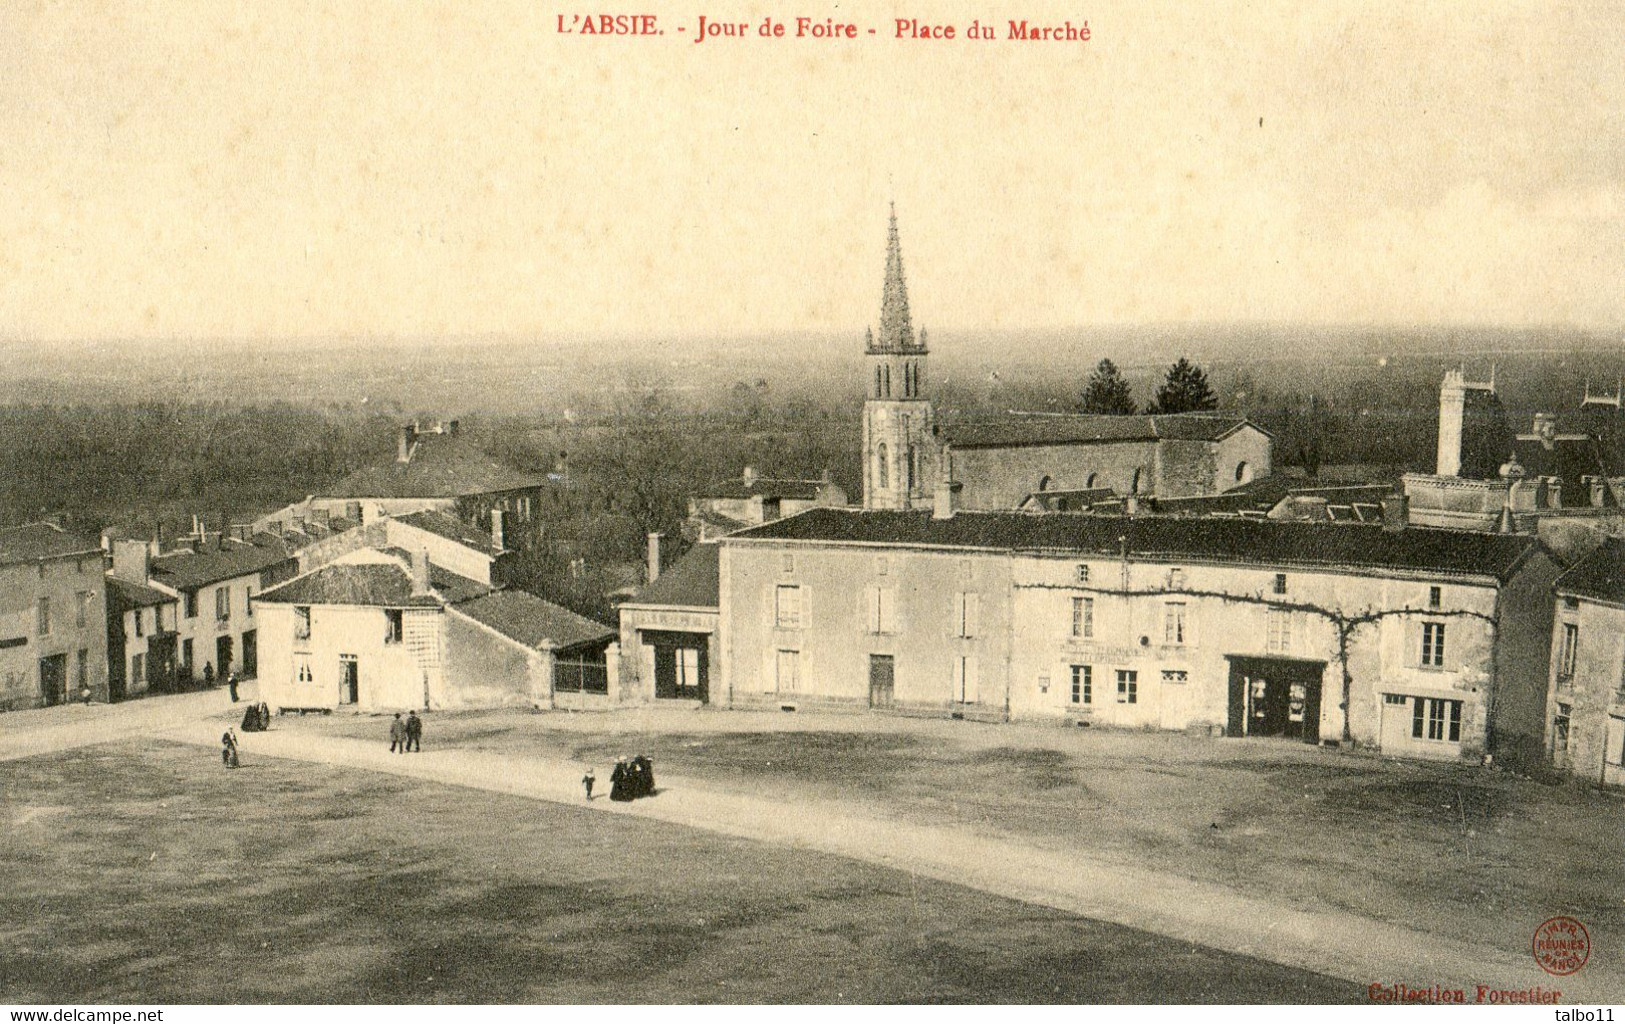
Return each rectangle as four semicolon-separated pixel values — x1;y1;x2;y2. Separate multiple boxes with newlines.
240;630;257;677
868;654;895;708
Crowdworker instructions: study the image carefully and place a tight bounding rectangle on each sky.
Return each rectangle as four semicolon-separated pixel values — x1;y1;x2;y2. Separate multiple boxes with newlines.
0;0;1621;344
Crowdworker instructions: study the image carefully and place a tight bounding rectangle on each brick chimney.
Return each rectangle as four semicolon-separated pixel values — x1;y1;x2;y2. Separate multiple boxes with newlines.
647;532;663;583
491;508;506;551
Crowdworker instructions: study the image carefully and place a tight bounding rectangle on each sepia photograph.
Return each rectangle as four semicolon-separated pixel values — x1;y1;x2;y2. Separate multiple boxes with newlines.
1;0;1622;1010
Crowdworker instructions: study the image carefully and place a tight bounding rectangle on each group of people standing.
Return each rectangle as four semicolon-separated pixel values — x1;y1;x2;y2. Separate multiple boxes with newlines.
607;755;656;802
389;711;423;753
240;701;271;732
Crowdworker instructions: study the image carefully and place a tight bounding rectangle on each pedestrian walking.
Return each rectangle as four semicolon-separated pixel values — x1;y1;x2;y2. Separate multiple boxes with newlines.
405;710;422;752
203;662;216;688
633;754;656;797
609;756;633;802
582;766;596;801
389;712;406;753
227;672;240;702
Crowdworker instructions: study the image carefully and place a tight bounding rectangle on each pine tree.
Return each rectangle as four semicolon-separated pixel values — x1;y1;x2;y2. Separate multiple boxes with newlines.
1147;358;1218;414
1081;358;1138;415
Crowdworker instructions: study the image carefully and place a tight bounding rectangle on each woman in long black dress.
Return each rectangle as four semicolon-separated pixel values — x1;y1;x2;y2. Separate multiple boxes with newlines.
632;755;655;797
609;757;634;802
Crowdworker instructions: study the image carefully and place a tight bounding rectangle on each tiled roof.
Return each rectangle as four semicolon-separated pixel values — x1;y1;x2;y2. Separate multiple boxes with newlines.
627;543;720;609
453;590;615;652
259;563;433;607
149;540;296;591
107;577;175;609
0;523;103;565
943;413;1262;449
321;433;545;499
701;477;825;501
1555;538;1625;603
728;508;1541;581
258;554;488;607
393;510;501;554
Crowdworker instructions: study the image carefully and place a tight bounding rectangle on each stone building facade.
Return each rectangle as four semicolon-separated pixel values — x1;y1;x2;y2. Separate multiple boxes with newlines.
716;507;1560;764
0;523;109;710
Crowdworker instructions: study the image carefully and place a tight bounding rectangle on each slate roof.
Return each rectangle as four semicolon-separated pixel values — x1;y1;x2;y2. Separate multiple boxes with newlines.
453;591;615;652
257;557;488;607
626;543;720;609
107;576;176;609
943;413;1262;449
729;508;1541;581
149;540;296;591
321;433;545;499
1555;538;1625;604
0;523;103;565
394;510;502;554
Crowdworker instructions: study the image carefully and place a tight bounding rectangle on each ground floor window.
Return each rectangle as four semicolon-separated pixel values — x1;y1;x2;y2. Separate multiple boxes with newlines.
1070;665;1091;705
1552;703;1571;756
1413;697;1462;743
1607;716;1625;768
1116;669;1138;704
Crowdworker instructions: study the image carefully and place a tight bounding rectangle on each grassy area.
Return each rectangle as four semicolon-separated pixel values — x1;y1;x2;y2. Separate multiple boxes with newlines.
305;707;1625;960
0;742;1359;1004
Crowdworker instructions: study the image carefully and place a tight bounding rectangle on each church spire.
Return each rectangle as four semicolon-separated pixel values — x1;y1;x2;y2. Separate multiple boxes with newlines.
874;203;917;353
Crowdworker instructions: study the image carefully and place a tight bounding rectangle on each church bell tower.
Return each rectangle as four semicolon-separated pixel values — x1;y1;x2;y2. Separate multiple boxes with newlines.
862;206;936;509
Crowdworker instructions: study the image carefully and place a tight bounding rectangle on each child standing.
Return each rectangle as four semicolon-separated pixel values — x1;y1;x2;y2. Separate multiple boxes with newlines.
582;766;596;801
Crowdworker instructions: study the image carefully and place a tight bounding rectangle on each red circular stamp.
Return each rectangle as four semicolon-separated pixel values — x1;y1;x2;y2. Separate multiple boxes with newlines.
1532;916;1590;976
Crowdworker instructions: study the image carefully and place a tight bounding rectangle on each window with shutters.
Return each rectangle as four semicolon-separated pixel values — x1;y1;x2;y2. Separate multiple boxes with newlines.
37;597;50;636
1558;623;1579;682
954;592;978;638
384;609;404;645
215;587;230;623
952;655;977;703
865;587;897;634
775;585;803;628
1163;602;1187;645
294;606;312;641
